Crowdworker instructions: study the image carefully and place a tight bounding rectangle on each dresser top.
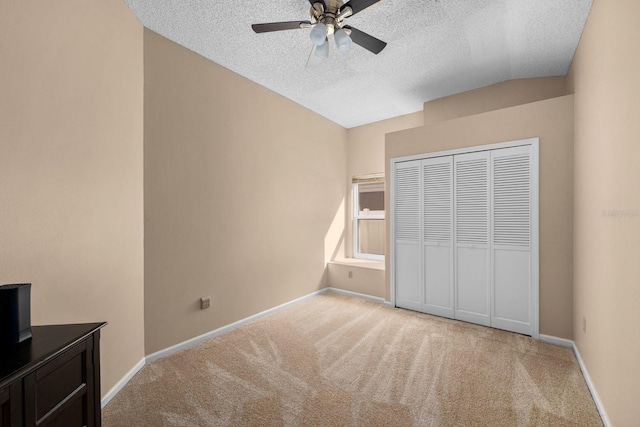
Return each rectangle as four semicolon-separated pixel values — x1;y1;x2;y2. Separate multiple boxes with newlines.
0;322;106;388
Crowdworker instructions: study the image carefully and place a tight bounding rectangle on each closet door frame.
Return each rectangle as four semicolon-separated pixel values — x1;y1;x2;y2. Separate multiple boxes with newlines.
390;137;539;339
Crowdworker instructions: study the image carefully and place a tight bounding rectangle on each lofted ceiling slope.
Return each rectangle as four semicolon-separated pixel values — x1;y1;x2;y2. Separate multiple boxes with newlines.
124;0;593;128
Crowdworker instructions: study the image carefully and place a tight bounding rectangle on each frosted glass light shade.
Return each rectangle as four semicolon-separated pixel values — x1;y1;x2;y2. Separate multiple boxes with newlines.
310;22;328;46
314;39;329;58
334;28;352;51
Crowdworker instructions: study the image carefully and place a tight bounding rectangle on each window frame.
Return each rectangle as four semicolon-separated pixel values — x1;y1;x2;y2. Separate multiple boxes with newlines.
352;182;385;261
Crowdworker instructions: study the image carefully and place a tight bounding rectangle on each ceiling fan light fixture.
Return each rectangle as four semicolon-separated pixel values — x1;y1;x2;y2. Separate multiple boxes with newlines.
334;28;352;51
252;0;388;59
326;23;335;36
310;22;327;46
314;39;329;58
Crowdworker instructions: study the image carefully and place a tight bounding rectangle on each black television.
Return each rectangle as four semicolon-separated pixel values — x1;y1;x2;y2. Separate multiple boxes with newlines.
0;283;32;345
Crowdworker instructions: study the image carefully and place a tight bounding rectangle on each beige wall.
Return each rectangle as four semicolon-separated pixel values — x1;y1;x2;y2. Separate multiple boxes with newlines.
143;30;347;354
423;77;569;124
328;112;421;299
347;112;424;186
386;95;575;339
0;0;145;397
345;112;423;259
327;262;385;298
568;0;640;424
346;112;424;260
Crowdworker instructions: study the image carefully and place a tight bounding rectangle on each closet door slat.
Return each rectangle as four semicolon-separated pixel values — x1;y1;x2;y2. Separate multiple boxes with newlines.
422;156;454;318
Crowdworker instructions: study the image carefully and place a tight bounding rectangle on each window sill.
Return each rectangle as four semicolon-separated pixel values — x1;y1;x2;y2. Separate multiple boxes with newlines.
330;257;385;271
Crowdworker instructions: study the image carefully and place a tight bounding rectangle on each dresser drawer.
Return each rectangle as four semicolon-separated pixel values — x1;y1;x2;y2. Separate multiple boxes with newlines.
0;323;104;427
0;382;22;427
24;336;95;427
0;387;8;427
36;392;85;427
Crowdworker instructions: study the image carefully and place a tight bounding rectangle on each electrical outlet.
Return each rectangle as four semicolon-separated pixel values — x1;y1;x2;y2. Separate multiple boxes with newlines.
583;316;587;334
348;271;353;279
201;296;211;310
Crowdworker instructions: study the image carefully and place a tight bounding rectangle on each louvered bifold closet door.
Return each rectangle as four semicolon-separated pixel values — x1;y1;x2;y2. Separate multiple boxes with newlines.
422;156;454;318
454;151;491;326
491;146;533;335
394;160;422;312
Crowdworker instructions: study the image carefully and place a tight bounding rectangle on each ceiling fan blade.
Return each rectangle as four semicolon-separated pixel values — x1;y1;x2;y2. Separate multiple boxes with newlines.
308;0;326;8
339;0;381;17
343;25;387;54
252;21;311;33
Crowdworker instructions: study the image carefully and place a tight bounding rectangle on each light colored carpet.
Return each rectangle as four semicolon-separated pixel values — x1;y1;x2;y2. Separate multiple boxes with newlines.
103;292;603;426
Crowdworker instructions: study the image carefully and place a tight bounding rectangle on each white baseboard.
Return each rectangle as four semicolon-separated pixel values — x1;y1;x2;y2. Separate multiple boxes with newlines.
538;334;573;348
326;287;386;305
104;289;331;407
101;357;145;408
572;342;612;427
103;300;609;427
538;334;610;427
145;288;329;363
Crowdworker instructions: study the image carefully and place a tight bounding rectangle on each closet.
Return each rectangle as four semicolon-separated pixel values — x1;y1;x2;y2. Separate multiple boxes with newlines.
392;139;538;337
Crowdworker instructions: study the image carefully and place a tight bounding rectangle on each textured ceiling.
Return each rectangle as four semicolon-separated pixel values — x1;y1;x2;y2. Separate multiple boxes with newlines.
124;0;592;128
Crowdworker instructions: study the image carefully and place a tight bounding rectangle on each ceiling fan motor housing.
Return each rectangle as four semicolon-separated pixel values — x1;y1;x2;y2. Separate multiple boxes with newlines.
311;0;351;35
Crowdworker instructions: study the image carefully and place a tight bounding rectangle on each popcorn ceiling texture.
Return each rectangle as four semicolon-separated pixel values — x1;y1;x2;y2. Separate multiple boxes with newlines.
124;0;592;128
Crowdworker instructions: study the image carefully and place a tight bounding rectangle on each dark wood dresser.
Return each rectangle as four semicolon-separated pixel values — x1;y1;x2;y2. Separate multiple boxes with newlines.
0;323;106;427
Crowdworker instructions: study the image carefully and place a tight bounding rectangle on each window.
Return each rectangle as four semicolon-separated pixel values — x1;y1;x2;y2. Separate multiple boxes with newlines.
353;175;385;261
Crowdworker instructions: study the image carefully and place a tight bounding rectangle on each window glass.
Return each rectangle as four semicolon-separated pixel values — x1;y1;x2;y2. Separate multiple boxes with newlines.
358;182;385;212
357;219;385;256
353;181;385;260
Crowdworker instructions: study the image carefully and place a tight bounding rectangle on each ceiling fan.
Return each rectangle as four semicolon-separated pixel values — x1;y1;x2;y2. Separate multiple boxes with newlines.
251;0;387;60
